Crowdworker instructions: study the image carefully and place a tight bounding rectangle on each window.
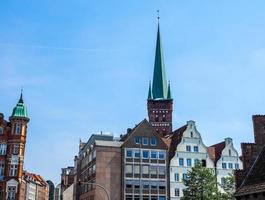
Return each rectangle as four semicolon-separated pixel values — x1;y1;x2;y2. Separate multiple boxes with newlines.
221;177;225;185
125;195;133;200
0;127;3;134
143;184;149;189
142;165;149;174
142;138;149;145
183;173;188;180
194;159;200;166
158;151;165;160
150;138;157;146
175;188;180;196
134;150;140;158
187;158;192;167
126;184;132;189
229;149;231;156
228;163;233;169
174;173;179;181
0;163;4;177
235;163;239;169
186;145;191;152
126;150;132;158
158;166;166;175
7;186;16;200
179;158;184;166
134;165;140;174
202;159;206;167
222;163;227;169
92;150;96;159
150;166;157;175
9;164;18;176
151;151;157;159
142;150;149;159
0;144;6;155
159;196;166;200
92;164;96;172
134;136;141;144
190;131;193;138
151;185;157;190
15;123;21;135
13;144;19;155
125;165;133;174
194;146;199;152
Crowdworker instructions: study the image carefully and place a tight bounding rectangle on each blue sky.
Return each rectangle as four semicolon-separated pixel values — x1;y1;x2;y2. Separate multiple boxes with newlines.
1;0;265;184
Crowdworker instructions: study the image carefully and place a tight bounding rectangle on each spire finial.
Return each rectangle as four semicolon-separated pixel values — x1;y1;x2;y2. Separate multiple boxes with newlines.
148;80;153;99
19;87;24;104
157;10;160;22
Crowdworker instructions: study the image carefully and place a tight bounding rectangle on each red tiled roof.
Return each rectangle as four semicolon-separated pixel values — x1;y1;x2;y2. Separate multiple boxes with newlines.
166;125;187;161
24;172;47;187
208;141;226;164
235;145;265;196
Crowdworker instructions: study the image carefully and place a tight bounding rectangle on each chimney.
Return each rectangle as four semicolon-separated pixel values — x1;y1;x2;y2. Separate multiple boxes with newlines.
252;115;265;148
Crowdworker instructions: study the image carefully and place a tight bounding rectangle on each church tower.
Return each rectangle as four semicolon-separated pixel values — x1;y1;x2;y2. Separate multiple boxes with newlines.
147;22;173;137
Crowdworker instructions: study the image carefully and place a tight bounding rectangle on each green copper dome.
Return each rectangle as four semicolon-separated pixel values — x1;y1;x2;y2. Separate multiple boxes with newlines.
11;93;29;119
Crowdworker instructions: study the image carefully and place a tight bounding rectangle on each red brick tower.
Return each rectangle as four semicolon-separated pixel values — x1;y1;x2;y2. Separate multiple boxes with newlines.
147;22;173;137
0;92;29;200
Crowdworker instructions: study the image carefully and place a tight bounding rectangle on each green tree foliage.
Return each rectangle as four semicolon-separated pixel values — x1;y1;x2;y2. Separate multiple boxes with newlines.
181;163;221;200
219;173;236;200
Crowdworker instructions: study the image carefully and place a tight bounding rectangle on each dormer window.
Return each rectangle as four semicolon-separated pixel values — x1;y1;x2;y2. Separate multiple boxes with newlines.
142;138;149;146
134;137;141;145
150;138;157;146
0;127;3;135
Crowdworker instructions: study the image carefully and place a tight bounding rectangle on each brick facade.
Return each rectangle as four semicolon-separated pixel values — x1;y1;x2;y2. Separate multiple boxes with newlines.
147;99;173;137
75;134;122;200
0;97;29;200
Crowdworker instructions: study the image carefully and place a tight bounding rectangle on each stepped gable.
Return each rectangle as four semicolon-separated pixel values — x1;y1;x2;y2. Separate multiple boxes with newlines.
235;145;265;196
165;125;187;161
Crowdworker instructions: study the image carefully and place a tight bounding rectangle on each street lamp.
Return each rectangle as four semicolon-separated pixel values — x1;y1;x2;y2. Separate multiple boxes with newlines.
78;181;110;200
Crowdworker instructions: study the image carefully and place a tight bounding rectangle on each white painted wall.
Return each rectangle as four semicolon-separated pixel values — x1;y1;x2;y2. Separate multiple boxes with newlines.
170;121;214;200
216;138;243;192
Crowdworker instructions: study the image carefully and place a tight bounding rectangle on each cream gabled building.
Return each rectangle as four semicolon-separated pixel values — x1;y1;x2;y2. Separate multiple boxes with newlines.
208;138;243;192
165;121;243;199
165;120;215;200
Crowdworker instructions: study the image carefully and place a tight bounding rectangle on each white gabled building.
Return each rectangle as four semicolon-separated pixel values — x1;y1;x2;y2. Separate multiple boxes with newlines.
208;138;243;192
165;120;215;200
165;120;243;200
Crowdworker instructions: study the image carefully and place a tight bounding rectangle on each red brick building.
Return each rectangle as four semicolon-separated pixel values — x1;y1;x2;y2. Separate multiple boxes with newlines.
0;93;29;200
61;166;75;195
235;115;265;199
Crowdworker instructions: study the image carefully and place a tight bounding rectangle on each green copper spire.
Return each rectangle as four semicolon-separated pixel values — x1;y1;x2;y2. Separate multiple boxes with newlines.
167;82;172;99
148;81;153;99
152;23;168;100
11;91;29;119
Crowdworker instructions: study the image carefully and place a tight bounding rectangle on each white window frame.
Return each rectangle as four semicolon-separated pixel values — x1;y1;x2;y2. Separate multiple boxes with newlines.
9;164;18;177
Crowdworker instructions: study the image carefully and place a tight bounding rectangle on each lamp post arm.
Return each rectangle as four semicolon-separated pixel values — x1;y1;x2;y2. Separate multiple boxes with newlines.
79;181;110;200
